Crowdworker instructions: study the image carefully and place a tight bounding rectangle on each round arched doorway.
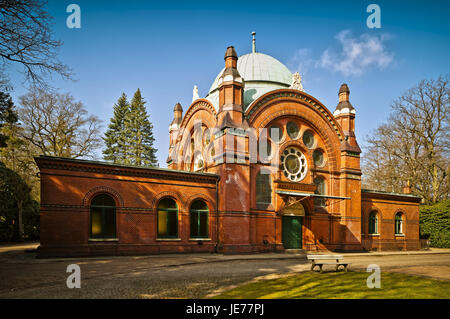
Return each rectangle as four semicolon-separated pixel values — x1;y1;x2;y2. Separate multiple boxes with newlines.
281;201;306;249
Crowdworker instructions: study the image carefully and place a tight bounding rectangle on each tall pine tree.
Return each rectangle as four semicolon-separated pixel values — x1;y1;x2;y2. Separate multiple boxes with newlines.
0;92;18;148
103;93;130;164
124;89;158;167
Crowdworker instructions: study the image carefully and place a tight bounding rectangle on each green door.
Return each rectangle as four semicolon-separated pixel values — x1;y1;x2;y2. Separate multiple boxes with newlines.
282;216;303;249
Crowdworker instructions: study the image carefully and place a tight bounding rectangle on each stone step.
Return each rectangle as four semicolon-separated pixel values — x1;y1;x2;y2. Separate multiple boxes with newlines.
284;249;307;255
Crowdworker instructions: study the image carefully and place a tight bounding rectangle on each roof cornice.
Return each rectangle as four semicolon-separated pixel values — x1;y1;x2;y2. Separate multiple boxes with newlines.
362;189;422;203
34;156;219;184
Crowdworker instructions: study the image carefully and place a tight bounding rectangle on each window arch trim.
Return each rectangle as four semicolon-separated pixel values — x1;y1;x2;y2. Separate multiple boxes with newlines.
83;186;123;207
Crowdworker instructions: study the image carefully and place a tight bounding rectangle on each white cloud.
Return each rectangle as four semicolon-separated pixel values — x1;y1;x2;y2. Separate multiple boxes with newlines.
318;30;394;76
290;30;394;77
289;48;315;76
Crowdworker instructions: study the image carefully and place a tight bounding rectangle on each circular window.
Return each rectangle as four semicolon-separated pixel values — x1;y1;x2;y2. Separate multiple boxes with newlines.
280;146;307;182
313;149;325;167
269;125;283;143
287;121;300;139
303;131;315;149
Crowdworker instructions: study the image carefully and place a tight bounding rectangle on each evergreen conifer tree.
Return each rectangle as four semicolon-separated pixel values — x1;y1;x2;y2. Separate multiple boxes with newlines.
102;93;130;164
124;89;158;167
0;92;18;148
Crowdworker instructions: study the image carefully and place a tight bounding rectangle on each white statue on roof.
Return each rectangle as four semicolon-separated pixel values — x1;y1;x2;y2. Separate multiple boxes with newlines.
192;85;199;102
290;72;304;91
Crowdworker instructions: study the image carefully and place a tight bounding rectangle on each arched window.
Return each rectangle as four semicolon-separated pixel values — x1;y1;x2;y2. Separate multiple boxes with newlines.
256;170;272;208
395;212;403;235
190;200;209;238
369;211;378;234
258;129;272;163
314;177;325;207
90;194;116;238
203;128;211;147
194;153;204;171
190;137;195;154
157;198;178;238
313;149;325;167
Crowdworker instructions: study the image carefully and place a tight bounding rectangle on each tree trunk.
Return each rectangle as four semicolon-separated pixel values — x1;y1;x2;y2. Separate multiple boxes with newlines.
17;200;24;239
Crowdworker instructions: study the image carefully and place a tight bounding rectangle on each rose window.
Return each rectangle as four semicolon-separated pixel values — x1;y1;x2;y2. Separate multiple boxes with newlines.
281;146;307;182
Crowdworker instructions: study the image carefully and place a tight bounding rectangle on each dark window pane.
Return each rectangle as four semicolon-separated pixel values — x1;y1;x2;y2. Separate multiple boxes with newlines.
314;177;325;207
256;172;272;204
199;212;208;237
167;211;178;236
103;208;116;238
190;212;199;237
369;211;378;234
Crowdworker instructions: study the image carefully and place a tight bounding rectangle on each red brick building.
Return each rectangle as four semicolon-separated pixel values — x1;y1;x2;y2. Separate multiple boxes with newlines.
36;42;421;257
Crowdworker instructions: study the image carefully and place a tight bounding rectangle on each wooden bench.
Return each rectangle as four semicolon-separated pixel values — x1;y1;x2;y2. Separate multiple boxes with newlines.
307;255;351;273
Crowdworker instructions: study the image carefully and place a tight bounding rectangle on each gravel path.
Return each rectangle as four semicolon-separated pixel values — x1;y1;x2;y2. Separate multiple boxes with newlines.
0;245;449;299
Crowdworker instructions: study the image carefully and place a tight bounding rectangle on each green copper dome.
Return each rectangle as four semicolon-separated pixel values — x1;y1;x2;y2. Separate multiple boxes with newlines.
205;52;293;111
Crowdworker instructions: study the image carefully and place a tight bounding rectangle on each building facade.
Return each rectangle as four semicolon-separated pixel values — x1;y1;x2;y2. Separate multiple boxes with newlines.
36;42;421;257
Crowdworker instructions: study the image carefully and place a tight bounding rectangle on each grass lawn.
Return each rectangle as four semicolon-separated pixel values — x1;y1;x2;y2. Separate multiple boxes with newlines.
213;271;450;299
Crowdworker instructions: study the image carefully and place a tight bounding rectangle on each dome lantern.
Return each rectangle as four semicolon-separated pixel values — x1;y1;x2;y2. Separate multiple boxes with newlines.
206;51;293;110
252;32;256;53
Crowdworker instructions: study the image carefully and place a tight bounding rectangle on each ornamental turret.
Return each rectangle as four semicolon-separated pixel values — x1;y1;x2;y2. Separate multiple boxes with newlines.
334;84;361;153
168;102;183;167
217;46;247;129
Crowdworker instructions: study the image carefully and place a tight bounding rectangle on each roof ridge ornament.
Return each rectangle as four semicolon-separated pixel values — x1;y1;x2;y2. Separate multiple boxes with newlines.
290;72;304;91
252;32;256;53
192;85;199;102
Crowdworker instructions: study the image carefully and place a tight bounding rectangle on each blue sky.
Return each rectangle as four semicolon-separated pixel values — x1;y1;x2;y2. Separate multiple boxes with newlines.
7;0;450;166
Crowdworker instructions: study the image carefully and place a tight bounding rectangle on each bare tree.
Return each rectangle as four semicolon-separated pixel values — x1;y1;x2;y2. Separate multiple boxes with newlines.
18;87;102;159
0;0;73;87
363;75;449;204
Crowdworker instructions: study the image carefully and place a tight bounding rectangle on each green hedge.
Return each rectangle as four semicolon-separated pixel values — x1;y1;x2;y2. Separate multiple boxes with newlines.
419;200;450;248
